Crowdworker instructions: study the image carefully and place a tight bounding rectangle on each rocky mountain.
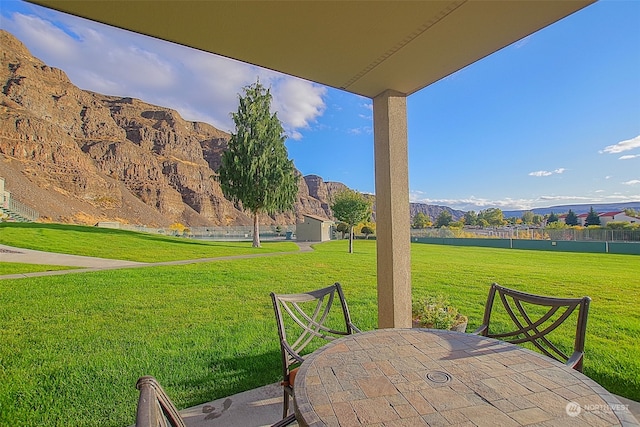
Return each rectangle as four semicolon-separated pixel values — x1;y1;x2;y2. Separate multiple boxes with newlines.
0;30;344;227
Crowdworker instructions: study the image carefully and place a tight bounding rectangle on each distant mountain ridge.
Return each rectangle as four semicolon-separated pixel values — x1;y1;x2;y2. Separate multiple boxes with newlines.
503;202;640;218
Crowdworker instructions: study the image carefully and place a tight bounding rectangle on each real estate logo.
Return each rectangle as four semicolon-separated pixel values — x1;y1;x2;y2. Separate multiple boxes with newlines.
566;401;582;417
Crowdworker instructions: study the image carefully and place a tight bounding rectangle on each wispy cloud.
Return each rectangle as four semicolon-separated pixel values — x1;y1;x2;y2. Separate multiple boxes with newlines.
600;135;640;154
619;154;640;160
514;35;533;49
528;168;566;177
347;127;372;136
623;180;640;185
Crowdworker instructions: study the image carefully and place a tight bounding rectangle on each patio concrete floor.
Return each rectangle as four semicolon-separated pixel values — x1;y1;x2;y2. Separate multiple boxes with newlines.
175;382;296;427
177;383;638;427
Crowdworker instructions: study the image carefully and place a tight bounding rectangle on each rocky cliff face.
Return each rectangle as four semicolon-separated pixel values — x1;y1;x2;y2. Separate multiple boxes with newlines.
0;30;345;227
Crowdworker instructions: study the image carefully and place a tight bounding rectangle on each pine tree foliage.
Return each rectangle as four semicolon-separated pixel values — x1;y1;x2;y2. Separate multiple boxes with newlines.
565;209;579;226
585;206;601;226
217;81;298;247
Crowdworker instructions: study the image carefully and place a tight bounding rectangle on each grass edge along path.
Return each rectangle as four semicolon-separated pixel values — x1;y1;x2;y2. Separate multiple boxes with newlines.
0;222;300;262
0;262;75;275
0;238;638;426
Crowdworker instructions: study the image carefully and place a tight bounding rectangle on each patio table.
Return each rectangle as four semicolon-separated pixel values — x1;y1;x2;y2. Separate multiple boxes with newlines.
293;328;639;426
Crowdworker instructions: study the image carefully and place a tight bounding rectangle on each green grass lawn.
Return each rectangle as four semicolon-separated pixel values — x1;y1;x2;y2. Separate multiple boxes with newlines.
0;262;74;275
0;222;299;262
0;230;638;426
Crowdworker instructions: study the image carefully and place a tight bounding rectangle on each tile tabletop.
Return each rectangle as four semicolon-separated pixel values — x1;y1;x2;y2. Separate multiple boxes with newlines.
294;328;638;427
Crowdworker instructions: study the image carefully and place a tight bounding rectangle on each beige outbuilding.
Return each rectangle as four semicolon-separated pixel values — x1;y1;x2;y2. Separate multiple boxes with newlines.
296;214;334;243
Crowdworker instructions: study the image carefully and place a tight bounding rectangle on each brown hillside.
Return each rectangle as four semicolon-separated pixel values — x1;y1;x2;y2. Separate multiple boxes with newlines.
0;30;342;227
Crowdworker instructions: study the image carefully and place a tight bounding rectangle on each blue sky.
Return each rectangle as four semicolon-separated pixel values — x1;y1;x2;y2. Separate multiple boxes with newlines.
1;0;639;211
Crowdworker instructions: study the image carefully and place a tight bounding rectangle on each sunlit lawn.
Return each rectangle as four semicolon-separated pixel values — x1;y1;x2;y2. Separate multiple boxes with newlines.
0;262;73;275
0;231;638;427
0;222;299;262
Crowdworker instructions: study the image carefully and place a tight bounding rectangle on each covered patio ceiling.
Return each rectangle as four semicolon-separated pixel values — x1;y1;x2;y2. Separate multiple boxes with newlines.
28;1;593;99
29;0;595;328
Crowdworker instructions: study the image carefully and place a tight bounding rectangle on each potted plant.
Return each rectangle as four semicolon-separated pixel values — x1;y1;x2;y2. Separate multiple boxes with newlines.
412;295;468;332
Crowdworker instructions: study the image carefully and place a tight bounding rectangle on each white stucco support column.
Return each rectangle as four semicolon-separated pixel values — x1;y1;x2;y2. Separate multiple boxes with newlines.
373;90;412;329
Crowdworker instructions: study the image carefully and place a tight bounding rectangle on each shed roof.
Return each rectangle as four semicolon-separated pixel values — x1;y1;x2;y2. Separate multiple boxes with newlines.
302;214;333;223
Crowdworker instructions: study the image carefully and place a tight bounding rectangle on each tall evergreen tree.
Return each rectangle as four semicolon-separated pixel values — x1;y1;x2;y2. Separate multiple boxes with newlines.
565;209;578;226
217;81;298;248
547;212;559;223
585;206;601;226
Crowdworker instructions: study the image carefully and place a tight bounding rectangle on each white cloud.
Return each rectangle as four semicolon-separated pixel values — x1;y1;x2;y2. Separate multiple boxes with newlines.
623;180;640;185
620;154;640;160
271;77;327;137
2;7;327;138
528;168;565;177
601;135;640;154
9;12;77;61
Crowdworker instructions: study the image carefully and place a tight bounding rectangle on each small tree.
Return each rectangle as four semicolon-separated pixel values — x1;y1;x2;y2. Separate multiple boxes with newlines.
361;225;374;239
521;211;534;225
217;81;298;248
336;222;350;239
547;212;559;223
585;206;601;226
331;189;371;253
435;210;452;228
478;207;505;226
463;211;477;226
565;209;579;226
532;214;544;226
412;212;431;229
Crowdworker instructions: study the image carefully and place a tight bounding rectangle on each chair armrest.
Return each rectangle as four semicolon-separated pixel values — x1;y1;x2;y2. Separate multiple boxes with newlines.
349;322;362;334
472;324;488;335
282;340;305;364
566;351;584;370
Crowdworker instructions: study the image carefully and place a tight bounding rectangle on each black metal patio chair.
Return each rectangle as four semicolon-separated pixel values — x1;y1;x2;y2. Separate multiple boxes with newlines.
270;282;360;425
135;376;186;427
474;282;591;372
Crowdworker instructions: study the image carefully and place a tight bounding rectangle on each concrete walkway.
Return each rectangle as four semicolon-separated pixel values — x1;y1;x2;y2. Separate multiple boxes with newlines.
0;241;316;279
